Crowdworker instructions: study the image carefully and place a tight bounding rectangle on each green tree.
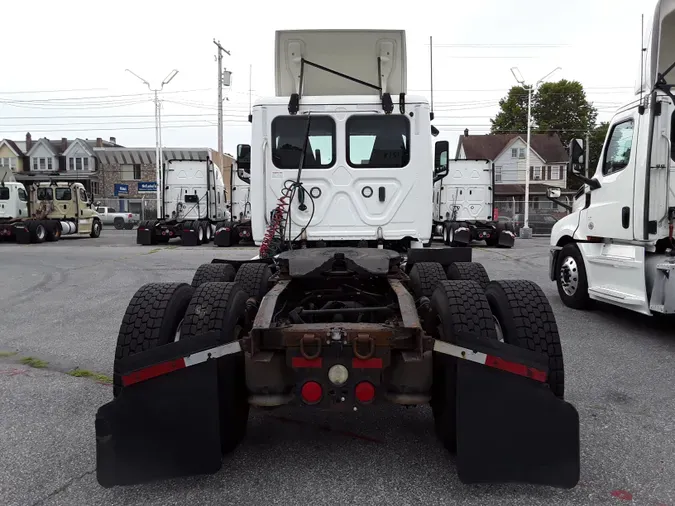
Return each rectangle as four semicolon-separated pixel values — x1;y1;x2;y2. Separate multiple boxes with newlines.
490;85;530;133
533;80;597;148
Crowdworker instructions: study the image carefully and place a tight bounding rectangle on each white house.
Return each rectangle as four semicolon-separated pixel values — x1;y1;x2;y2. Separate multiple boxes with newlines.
455;129;575;214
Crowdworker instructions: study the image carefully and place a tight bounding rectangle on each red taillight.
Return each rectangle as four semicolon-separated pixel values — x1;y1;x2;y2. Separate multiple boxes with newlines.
128;214;133;218
300;381;323;404
355;382;375;403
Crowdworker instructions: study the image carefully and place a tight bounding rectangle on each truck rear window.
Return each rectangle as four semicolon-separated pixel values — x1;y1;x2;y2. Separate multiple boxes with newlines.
55;188;72;201
347;115;410;168
37;188;53;200
272;116;335;169
0;187;8;200
184;195;199;203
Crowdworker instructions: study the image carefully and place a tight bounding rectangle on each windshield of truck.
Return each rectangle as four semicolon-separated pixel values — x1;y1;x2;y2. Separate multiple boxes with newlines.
55;188;72;201
0;187;9;200
272;115;335;169
37;188;53;200
347;115;410;168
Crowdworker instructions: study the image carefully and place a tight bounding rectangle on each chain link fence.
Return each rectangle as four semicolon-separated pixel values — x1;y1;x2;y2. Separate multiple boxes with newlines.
494;198;572;236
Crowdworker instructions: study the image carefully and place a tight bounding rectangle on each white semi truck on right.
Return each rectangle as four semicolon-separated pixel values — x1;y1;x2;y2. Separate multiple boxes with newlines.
550;0;675;316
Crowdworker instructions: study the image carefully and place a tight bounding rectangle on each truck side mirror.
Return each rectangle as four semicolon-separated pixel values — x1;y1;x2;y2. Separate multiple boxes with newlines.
434;140;449;173
569;138;585;170
547;187;561;199
236;144;251;173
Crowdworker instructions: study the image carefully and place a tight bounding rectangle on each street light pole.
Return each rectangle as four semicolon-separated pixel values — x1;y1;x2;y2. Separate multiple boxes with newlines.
125;68;179;220
510;66;561;238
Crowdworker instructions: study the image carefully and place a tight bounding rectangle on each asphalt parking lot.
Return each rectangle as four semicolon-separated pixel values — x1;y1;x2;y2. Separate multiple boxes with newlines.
1;230;674;506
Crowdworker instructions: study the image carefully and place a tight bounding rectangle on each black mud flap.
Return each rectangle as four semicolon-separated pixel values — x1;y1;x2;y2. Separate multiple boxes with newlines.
181;229;201;246
214;226;232;247
454;228;471;246
136;227;155;245
14;225;31;244
96;333;226;487
497;230;515;248
453;335;580;489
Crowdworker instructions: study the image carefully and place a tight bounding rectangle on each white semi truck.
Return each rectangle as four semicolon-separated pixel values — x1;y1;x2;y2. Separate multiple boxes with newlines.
430;147;515;248
550;0;675;316
214;160;252;247
0;171;101;243
136;156;231;246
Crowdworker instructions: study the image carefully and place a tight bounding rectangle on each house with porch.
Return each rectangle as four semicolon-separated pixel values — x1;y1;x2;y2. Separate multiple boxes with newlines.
455;129;576;218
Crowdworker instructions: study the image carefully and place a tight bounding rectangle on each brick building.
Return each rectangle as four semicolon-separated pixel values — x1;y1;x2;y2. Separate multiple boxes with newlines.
93;147;234;219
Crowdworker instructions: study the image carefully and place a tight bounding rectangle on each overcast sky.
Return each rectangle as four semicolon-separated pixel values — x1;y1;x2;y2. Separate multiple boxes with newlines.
0;0;650;156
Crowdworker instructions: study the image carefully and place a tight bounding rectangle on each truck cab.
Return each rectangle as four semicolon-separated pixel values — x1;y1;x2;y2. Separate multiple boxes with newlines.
32;182;99;234
237;29;433;253
0;182;29;220
550;0;675;315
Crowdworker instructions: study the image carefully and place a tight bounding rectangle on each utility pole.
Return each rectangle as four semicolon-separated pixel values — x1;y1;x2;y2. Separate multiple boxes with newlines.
125;68;179;219
510;66;561;238
213;39;231;165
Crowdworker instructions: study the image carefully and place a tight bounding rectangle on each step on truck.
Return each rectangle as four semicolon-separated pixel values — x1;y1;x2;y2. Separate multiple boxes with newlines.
430;147;515;248
0;175;101;243
215;155;253;247
550;0;675;317
95;29;580;490
137;156;232;246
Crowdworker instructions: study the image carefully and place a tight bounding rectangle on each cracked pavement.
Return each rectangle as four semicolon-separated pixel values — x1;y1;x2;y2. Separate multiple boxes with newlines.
1;231;674;506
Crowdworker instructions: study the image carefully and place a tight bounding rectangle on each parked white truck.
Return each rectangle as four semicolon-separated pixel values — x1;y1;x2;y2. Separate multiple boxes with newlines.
430;147;515;248
214;159;252;247
550;0;675;316
94;206;140;230
136;156;231;246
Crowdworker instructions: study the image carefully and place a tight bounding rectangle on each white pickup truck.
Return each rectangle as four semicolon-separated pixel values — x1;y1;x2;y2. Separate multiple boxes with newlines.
95;205;140;230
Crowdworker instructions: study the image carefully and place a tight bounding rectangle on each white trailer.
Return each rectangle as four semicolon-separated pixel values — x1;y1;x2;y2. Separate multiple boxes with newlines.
137;157;231;246
550;0;675;315
430;151;515;248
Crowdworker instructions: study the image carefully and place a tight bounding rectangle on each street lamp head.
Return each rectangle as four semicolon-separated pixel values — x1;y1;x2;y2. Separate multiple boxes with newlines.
510;67;525;85
162;69;179;87
125;68;151;89
536;67;562;87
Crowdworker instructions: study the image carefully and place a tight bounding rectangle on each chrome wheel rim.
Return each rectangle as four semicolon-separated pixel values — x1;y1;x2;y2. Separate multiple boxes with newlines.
559;256;579;296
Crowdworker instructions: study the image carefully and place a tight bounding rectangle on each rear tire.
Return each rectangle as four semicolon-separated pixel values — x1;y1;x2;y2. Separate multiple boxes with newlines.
29;221;46;243
180;282;250;454
408;262;447;299
112;283;195;397
191;263;237;287
233;263;272;300
446;262;490;291
45;221;61;242
484;280;565;399
429;280;497;453
113;218;124;230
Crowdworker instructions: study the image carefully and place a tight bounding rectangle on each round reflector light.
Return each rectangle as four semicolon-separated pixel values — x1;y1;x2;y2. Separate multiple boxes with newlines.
355;381;375;403
328;364;349;386
301;381;323;404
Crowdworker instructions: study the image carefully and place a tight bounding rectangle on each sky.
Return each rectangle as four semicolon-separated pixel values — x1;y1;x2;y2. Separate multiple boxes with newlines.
0;0;651;157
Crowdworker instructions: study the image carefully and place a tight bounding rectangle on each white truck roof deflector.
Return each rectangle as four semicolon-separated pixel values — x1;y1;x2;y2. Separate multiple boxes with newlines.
275;29;407;97
639;0;675;94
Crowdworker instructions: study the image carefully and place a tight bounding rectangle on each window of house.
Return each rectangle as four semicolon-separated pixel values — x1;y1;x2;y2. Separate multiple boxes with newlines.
0;157;16;171
33;158;38;171
551;166;560;180
511;148;518;158
347;115;410;168
76;158;82;171
271;115;336;169
69;158;74;170
519;148;525;159
133;164;141;179
18;188;27;201
83;158;89;170
0;187;9;200
533;166;542;179
39;158;46;171
91;182;99;195
603;119;634;175
48;158;53;170
55;188;72;200
495;166;502;182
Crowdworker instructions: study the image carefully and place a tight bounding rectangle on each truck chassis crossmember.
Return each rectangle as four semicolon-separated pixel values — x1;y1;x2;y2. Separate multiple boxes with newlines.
95;247;580;490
